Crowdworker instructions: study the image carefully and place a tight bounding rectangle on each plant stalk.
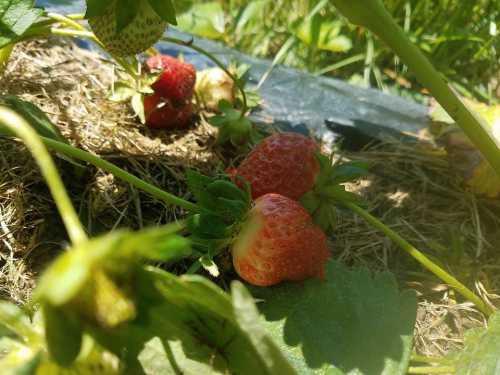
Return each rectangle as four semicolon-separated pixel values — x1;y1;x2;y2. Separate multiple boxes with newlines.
0;107;87;245
41;137;201;213
330;0;500;177
407;366;455;374
344;202;495;316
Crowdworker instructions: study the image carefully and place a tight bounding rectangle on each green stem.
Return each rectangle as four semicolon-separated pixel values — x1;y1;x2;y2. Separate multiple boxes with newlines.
344;202;495;316
407;366;455;374
161;36;249;117
0;107;87;245
41;137;201;213
47;12;85;32
411;354;449;365
330;0;500;177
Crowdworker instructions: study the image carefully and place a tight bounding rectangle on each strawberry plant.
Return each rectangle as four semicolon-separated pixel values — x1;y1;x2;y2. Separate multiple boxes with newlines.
0;0;499;374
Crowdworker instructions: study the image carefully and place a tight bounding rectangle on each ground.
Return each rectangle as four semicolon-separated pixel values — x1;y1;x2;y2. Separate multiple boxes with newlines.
1;38;499;360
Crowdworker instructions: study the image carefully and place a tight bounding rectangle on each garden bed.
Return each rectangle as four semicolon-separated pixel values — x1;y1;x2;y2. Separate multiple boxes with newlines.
1;38;500;362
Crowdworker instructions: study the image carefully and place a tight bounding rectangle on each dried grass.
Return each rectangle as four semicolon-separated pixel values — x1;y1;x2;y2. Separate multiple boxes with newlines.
1;38;499;359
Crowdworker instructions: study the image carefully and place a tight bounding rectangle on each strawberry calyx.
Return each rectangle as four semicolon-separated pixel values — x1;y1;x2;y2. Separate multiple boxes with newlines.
185;170;253;276
300;153;369;232
208;99;261;147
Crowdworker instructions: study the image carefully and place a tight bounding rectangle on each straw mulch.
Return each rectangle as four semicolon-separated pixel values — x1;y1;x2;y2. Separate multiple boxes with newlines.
1;37;499;359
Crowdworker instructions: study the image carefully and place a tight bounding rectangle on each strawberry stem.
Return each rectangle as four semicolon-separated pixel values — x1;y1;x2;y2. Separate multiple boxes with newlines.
161;36;249;117
0;106;87;246
40;137;202;213
407;366;455;374
331;0;500;178
344;201;495;317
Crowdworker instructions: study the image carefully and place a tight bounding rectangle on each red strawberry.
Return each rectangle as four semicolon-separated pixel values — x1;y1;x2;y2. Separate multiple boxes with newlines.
144;93;193;129
232;132;320;200
146;55;196;106
232;193;330;286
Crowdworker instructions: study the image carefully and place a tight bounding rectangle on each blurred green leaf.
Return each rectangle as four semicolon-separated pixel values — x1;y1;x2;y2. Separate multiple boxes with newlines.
235;0;270;34
177;2;225;39
0;0;44;48
295;16;352;52
43;304;82;367
251;261;417;374
1;96;66;143
231;282;297;375
447;310;500;375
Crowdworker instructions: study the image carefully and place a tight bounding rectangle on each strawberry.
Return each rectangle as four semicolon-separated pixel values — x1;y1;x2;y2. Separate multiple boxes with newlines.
232;132;320;200
232;193;330;286
143;93;193;129
87;1;169;57
146;55;196;106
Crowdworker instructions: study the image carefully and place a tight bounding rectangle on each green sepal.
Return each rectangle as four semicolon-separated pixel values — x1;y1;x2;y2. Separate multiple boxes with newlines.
116;0;140;33
300;191;321;214
207;180;249;203
208;100;256;147
321;185;366;205
85;0;111;18
187;213;229;239
330;161;370;184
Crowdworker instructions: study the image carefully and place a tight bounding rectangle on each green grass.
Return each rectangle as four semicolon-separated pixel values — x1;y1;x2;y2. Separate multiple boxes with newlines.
176;0;499;103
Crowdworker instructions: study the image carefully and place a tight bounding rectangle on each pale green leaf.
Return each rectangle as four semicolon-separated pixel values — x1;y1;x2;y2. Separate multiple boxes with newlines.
448;310;500;375
177;2;225;39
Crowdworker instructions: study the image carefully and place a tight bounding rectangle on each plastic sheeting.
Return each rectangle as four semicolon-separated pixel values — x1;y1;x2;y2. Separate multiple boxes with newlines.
37;0;429;149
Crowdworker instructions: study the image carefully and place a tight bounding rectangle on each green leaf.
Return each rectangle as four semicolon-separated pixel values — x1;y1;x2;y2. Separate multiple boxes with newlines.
1;96;67;143
0;302;35;341
177;2;225;39
295;16;352;53
136;268;296;375
0;43;13;71
108;82;136;102
0;96;86;168
448;310;500;375
234;0;270;35
231;282;298;375
330;161;370;184
0;0;43;48
251;261;417;374
148;0;177;25
34;232;124;306
43;304;83;367
185;170;218;210
0;349;42;375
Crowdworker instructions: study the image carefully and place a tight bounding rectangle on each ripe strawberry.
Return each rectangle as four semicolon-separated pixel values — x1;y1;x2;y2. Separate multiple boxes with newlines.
88;1;168;57
232;193;330;286
232;132;320;200
146;55;196;106
143;93;193;129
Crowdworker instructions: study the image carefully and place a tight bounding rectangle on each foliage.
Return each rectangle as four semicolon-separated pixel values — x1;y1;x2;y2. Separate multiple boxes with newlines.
176;0;500;103
447;311;500;375
0;0;43;48
252;261;417;374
